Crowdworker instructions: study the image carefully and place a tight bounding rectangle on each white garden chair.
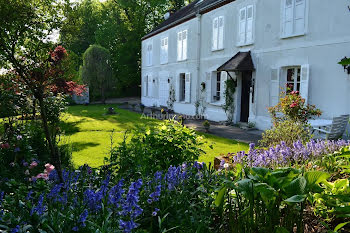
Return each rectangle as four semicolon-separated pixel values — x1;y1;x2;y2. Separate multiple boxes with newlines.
313;115;349;140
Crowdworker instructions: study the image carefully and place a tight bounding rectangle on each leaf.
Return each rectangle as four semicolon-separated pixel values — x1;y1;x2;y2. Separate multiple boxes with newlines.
304;171;330;186
334;179;349;190
334;222;350;232
236;179;253;195
285;177;307;195
251;167;270;178
215;187;227;207
274;227;290;233
284;194;306;203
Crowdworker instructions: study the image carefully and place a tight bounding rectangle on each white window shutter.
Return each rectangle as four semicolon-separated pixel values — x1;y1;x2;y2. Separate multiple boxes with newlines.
143;76;148;97
246;5;254;44
206;72;212;103
220;71;228;104
294;0;305;35
164;37;168;64
284;0;294;36
300;64;310;104
218;16;224;49
177;32;182;61
239;7;247;45
212;17;218;50
149;44;153;66
160;39;164;64
270;68;280;107
185;73;191;103
182;30;188;60
148;75;153;98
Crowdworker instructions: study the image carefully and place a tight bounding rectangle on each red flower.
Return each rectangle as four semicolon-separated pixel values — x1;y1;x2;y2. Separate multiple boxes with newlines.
0;143;10;149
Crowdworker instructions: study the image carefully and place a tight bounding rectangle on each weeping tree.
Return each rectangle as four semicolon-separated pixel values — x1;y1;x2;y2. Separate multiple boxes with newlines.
82;45;113;103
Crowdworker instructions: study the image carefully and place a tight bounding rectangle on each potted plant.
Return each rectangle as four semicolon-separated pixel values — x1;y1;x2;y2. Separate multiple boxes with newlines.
203;120;210;133
140;104;145;113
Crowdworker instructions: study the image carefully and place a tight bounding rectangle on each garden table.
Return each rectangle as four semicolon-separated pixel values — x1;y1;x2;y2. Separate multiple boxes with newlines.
309;119;332;128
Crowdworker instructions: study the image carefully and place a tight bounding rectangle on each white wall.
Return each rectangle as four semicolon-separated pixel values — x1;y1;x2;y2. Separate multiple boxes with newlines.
141;0;350;130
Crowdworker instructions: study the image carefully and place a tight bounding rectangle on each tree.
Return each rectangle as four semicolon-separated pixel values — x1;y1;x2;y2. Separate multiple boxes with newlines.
0;0;84;182
82;45;113;103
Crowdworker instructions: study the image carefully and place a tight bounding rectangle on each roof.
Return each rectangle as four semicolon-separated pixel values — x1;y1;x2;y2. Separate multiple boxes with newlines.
142;0;234;40
217;52;255;72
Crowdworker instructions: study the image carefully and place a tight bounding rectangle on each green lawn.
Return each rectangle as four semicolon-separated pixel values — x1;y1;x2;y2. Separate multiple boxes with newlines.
61;104;249;167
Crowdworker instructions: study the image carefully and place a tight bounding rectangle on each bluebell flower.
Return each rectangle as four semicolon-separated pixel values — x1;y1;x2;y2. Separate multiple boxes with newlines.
152;208;160;216
47;184;63;203
119;219;138;233
26;190;33;201
108;179;124;208
30;194;45;216
147;185;161;204
11;225;20;233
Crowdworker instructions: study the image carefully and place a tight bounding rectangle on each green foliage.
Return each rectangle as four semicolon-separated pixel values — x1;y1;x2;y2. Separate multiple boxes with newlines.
259;119;312;147
108;120;206;177
82;44;113;102
215;167;329;233
223;78;237;123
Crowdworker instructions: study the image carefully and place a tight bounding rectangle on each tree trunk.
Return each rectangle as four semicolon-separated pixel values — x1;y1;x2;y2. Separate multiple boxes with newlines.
38;96;64;183
32;99;36;120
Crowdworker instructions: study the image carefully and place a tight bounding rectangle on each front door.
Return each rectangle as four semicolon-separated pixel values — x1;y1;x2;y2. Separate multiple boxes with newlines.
159;76;170;107
240;72;252;122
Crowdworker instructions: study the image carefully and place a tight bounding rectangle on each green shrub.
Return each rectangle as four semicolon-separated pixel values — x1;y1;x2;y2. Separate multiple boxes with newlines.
108;120;206;177
259;120;312;147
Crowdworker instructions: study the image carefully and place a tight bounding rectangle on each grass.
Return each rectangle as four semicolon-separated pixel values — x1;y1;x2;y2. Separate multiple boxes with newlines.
60;104;249;167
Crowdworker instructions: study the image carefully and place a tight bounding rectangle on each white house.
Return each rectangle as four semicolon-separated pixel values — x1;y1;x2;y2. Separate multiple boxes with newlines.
141;0;350;131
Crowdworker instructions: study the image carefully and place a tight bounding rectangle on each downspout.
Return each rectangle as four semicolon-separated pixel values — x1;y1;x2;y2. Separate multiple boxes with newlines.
196;12;202;112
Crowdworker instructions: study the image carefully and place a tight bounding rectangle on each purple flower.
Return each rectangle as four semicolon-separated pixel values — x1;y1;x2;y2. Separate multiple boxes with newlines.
147;185;161;204
30;194;45;216
152;208;160;216
119;219;138;233
14;147;20;153
11;225;20;233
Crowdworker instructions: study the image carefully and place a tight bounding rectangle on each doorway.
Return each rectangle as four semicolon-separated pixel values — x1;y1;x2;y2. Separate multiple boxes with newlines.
240;71;252;122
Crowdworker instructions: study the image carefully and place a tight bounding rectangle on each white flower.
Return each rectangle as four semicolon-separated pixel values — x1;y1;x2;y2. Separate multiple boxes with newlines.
224;163;230;169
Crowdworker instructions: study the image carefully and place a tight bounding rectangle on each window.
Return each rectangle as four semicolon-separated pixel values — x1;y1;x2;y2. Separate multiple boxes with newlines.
160;37;168;64
179;73;186;101
286;67;301;92
177;30;188;61
238;5;254;46
146;43;153;66
212;16;224;51
208;72;227;103
178;73;191;103
214;73;221;101
282;0;306;37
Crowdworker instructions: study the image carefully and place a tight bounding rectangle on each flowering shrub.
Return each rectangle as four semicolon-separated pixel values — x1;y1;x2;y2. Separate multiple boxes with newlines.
268;90;322;126
108;120;207;178
231;139;350;169
259;119;312;147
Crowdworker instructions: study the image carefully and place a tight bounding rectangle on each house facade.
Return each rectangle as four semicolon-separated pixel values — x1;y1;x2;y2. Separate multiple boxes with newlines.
141;0;350;130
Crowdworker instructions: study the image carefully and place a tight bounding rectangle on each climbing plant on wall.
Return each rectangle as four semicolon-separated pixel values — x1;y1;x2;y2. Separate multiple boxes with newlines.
222;78;237;124
167;84;176;111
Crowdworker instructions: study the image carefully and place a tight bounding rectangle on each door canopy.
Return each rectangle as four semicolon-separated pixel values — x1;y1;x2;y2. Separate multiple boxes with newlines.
217;51;255;72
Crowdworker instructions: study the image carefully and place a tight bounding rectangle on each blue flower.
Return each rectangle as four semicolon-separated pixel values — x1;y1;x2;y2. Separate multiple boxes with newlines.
11;225;20;233
152;208;160;216
108;179;124;208
30;194;45;216
147;185;161;204
119;219;138;233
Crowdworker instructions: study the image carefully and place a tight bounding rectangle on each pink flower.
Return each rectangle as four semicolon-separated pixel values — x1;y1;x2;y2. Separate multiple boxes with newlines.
290;102;298;108
35;173;49;180
0;143;10;149
29;161;38;169
45;163;55;173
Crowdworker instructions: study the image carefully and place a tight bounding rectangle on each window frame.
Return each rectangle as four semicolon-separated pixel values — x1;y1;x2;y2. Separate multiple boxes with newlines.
179;73;186;102
177;30;188;61
146;41;153;66
281;0;307;38
160;36;169;65
285;66;301;93
237;4;255;47
212;16;225;51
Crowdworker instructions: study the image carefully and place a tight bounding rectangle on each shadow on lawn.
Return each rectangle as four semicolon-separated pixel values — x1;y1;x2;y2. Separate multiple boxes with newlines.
60;119;84;136
71;142;100;152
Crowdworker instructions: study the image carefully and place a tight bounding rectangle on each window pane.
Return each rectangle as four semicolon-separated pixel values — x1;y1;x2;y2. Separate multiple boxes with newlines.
287;68;295;82
247;6;253;18
286;0;292;6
